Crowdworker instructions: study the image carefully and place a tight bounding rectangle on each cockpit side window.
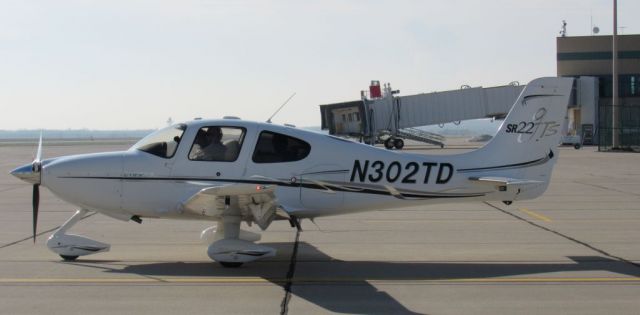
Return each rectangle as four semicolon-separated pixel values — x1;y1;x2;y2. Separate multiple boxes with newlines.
252;131;311;163
133;124;186;159
188;126;246;162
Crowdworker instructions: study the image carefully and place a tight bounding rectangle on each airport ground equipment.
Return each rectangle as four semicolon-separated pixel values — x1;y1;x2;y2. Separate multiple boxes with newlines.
378;128;445;149
561;135;583;149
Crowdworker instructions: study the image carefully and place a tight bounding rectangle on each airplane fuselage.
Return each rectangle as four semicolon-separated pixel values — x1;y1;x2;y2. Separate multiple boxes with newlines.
40;119;551;222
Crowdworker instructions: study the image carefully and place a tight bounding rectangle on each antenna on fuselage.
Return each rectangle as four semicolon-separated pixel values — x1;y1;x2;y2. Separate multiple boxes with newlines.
266;92;296;123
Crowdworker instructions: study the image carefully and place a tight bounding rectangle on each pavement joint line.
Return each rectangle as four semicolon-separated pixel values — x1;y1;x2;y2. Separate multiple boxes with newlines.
0;186;23;193
0;277;638;284
573;180;640;197
0;212;97;250
519;208;552;222
484;202;640;270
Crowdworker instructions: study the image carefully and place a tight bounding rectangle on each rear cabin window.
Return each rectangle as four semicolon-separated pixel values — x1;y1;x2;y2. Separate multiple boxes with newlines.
188;126;245;162
252;131;311;163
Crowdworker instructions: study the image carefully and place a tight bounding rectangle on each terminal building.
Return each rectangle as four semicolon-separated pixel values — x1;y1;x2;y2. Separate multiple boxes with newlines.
320;34;640;151
557;34;640;149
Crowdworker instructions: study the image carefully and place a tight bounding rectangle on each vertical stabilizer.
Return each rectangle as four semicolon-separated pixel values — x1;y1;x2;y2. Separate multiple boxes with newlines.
463;77;574;199
481;77;574;156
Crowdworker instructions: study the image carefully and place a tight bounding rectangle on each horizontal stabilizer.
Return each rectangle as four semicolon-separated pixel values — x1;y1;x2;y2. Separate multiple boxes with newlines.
469;176;544;191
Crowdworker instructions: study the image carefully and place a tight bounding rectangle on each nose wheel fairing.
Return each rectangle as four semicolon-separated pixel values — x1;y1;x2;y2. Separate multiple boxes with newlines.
47;234;110;258
46;209;110;260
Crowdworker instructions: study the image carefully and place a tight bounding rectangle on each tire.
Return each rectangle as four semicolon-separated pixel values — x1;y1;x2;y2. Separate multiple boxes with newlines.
393;138;404;149
219;261;243;268
60;255;79;261
574;143;582;150
384;138;395;150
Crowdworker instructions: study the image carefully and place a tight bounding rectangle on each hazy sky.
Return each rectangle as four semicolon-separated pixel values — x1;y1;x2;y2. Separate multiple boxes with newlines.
1;0;639;130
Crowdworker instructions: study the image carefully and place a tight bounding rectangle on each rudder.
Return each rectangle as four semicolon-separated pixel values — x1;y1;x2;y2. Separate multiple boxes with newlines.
466;77;574;200
482;77;574;156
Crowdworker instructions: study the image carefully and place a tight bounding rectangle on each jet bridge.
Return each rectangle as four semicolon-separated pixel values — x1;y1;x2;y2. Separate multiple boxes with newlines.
319;80;524;149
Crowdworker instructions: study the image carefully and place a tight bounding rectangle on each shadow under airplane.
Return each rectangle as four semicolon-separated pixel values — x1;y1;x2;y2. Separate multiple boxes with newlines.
66;242;640;315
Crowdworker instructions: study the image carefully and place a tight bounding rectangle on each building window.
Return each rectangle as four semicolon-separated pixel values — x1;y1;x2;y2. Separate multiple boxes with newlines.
598;76;612;98
600;75;640;98
619;75;640;97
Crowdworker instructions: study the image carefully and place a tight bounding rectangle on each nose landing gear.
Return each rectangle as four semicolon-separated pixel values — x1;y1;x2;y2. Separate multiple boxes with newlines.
46;209;110;261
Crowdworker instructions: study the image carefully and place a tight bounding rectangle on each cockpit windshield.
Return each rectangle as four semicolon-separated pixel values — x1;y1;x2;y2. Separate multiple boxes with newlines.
132;124;187;158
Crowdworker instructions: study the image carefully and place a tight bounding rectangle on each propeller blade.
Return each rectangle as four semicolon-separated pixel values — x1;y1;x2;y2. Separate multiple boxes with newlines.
30;132;43;181
32;184;39;243
35;132;43;163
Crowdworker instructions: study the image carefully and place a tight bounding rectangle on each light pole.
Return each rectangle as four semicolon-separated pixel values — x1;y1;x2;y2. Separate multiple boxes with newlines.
612;0;619;148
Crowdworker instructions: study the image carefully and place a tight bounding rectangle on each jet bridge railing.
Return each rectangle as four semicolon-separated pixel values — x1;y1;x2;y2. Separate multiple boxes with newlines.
397;128;445;148
320;82;525;148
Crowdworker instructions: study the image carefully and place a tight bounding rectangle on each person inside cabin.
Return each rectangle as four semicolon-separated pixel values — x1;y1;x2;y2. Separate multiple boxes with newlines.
190;127;226;161
189;129;208;160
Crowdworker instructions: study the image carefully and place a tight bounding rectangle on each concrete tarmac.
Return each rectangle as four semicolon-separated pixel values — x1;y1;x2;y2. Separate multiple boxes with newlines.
1;143;639;314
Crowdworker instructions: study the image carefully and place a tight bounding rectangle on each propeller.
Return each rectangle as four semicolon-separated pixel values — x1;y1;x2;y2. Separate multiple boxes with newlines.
32;184;39;242
31;133;43;243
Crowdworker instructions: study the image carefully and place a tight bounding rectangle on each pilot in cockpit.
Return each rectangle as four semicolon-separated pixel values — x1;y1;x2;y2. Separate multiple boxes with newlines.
190;127;226;161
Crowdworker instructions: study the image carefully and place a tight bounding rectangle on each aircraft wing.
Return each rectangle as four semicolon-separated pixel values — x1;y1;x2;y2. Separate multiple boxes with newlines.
180;184;283;230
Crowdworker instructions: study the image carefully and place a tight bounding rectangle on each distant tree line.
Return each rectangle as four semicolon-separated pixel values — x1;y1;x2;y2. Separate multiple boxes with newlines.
0;129;155;140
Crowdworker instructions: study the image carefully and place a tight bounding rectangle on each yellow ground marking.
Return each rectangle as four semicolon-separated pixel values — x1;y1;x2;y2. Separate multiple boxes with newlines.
363;220;513;223
0;277;273;284
0;277;639;284
519;208;552;222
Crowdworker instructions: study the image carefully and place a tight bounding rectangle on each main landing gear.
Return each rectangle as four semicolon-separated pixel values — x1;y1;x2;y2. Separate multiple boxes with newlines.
46;209;110;261
60;255;79;261
384;137;405;150
203;215;276;268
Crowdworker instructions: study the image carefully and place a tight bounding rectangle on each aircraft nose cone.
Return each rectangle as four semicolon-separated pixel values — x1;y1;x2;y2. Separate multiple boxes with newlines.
10;163;40;184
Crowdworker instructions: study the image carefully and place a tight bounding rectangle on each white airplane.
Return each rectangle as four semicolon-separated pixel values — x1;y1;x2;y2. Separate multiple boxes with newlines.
11;77;573;267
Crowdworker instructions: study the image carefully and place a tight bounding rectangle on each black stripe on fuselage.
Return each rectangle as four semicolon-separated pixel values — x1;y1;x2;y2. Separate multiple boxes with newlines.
457;150;553;173
57;175;485;200
300;169;350;176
